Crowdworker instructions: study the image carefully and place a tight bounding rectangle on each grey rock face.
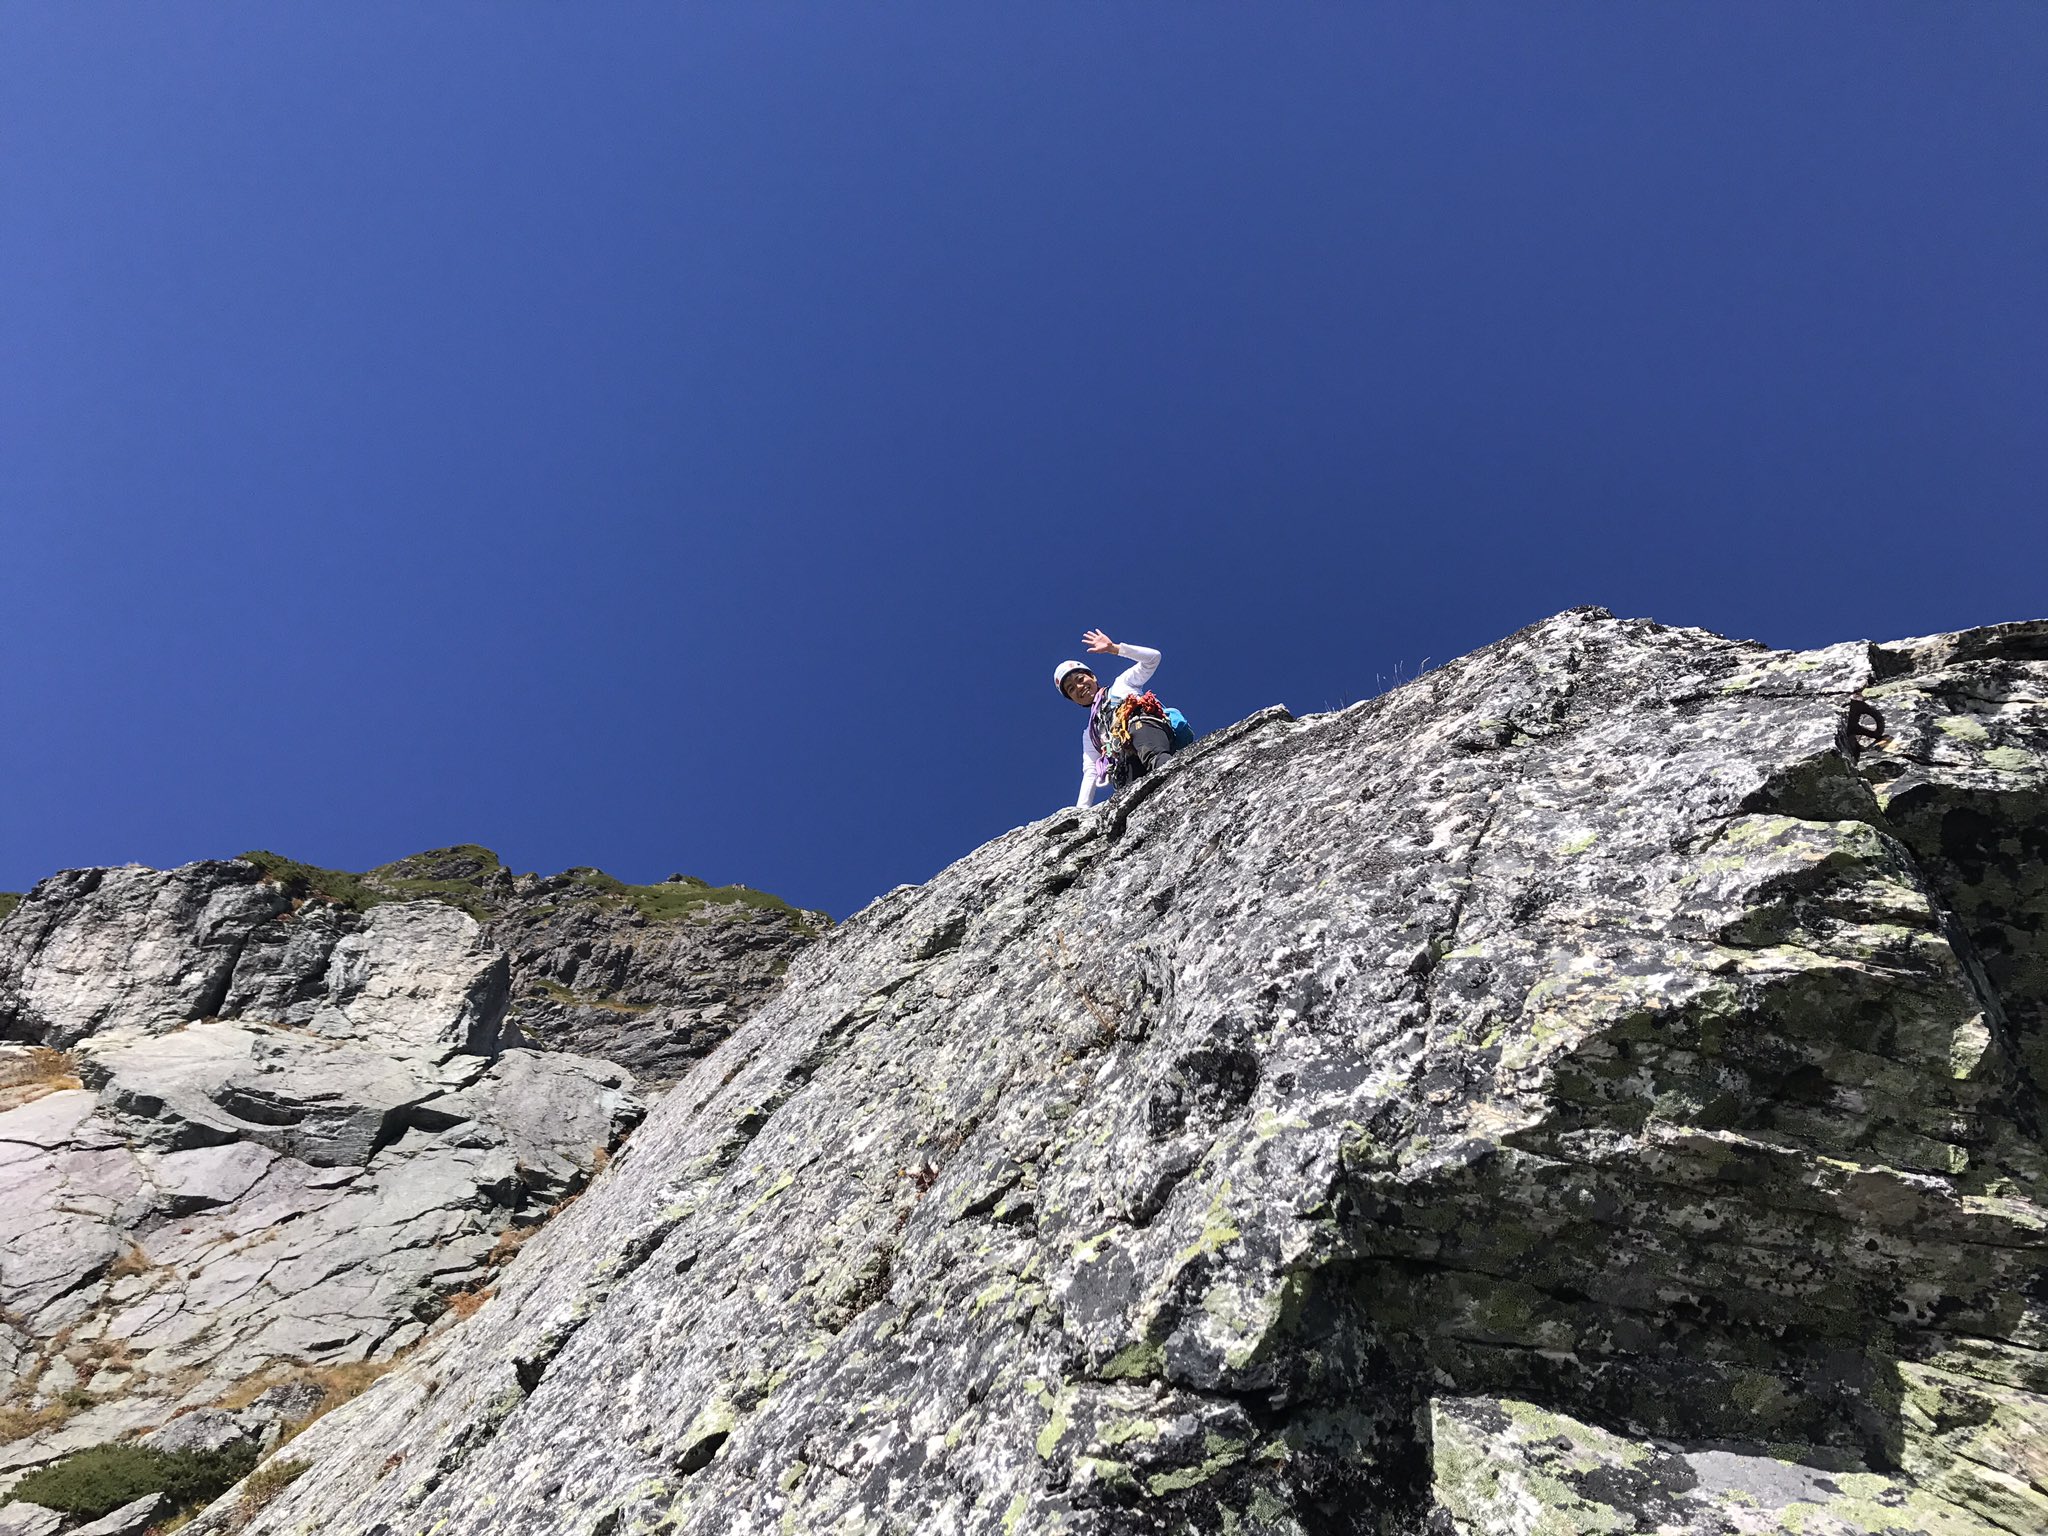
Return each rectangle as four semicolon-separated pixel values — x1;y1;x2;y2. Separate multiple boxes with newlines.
0;1057;639;1484
1429;1395;1989;1534
69;1492;164;1536
0;864;289;1048
0;846;825;1093
0;1503;62;1536
0;897;643;1489
0;840;819;1490
308;844;830;1086
480;871;828;1088
319;903;513;1059
196;611;2046;1536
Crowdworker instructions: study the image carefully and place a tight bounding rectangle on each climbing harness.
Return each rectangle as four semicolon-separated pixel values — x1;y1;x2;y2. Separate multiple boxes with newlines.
1099;691;1169;756
1097;692;1182;790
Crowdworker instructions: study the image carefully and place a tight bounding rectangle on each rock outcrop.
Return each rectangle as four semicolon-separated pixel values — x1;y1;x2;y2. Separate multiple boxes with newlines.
0;850;820;1500
475;864;826;1086
236;846;828;1087
171;610;2044;1536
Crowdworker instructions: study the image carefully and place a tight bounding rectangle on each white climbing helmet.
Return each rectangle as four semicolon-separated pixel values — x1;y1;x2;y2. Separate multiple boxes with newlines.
1054;660;1095;695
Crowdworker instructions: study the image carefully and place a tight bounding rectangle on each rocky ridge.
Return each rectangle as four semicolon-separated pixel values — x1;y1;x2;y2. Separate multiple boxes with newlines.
0;851;823;1507
166;609;2045;1536
230;846;829;1088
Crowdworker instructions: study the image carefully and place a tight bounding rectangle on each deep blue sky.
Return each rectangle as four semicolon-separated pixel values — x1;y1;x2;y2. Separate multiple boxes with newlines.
4;6;2044;917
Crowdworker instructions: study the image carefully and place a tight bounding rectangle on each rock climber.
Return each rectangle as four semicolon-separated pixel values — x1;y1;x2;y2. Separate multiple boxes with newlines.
1055;629;1181;807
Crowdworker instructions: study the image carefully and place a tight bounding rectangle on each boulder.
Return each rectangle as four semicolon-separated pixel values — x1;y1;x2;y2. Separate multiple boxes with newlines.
1429;1395;1995;1535
318;904;511;1059
0;1504;62;1536
79;1024;441;1167
147;1142;277;1214
236;1380;327;1428
71;1493;165;1536
143;1408;253;1455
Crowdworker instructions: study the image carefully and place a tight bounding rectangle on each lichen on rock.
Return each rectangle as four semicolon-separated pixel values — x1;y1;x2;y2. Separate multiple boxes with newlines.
26;609;2048;1535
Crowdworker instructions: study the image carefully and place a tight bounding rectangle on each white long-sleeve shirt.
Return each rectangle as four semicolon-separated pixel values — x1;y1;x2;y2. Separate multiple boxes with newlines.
1076;643;1161;807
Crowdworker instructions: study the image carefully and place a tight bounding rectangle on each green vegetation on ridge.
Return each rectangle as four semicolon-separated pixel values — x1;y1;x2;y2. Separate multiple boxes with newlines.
235;845;815;927
235;851;387;913
560;867;808;923
0;893;20;924
365;845;506;918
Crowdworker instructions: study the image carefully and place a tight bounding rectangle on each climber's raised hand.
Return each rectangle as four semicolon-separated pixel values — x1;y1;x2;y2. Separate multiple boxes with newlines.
1083;629;1117;655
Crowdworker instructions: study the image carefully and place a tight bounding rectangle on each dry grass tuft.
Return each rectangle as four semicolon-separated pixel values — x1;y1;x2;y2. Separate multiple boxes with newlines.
210;1356;406;1451
0;1325;106;1441
0;1396;80;1443
440;1286;495;1323
488;1222;542;1265
272;1359;404;1445
0;1046;85;1109
82;1335;137;1370
223;1456;310;1532
209;1369;287;1414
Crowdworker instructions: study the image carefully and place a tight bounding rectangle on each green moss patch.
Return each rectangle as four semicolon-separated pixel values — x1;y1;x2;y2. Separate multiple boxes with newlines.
0;893;20;924
8;1440;259;1520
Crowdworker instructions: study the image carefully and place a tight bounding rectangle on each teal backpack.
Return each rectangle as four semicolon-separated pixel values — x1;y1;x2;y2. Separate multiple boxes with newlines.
1164;707;1195;751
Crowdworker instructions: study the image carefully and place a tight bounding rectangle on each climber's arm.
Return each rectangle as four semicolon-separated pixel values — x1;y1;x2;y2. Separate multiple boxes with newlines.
1084;630;1160;700
1108;642;1159;699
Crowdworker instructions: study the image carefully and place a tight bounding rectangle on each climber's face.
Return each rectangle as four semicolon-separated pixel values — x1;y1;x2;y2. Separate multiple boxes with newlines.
1062;671;1099;707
